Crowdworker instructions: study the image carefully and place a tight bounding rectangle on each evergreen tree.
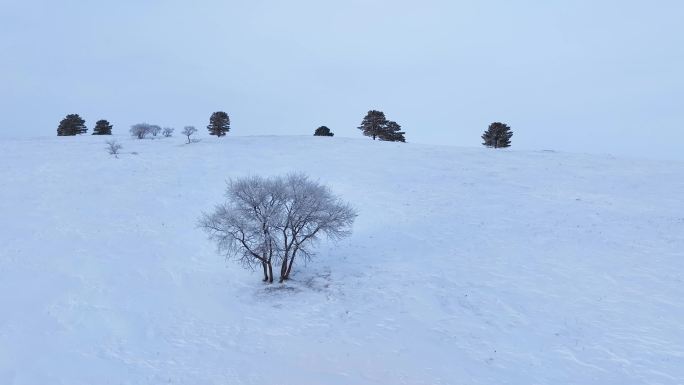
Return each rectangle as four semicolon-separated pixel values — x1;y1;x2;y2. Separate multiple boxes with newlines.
57;114;87;136
314;126;334;137
482;122;513;148
379;121;406;142
92;119;113;135
207;111;230;137
358;110;388;140
358;110;406;142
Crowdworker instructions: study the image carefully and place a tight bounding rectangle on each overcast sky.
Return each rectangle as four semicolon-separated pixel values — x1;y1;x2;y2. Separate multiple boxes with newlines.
1;0;682;159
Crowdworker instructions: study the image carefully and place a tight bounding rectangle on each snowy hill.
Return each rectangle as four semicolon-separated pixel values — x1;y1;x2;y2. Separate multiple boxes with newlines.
0;135;683;385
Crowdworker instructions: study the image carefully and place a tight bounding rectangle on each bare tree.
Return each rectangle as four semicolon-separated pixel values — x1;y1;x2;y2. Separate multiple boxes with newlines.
199;174;356;284
162;127;174;137
130;123;153;139
182;126;197;143
276;173;356;282
199;176;286;283
105;139;123;158
150;125;162;137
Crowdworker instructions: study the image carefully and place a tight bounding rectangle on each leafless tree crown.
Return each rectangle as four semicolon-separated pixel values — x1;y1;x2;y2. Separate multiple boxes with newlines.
182;126;197;143
130;123;153;139
105;139;122;158
150;125;162;137
199;174;356;283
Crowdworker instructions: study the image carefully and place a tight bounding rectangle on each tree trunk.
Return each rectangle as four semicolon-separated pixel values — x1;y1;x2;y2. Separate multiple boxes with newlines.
284;254;296;280
267;262;274;283
262;262;269;282
279;253;289;283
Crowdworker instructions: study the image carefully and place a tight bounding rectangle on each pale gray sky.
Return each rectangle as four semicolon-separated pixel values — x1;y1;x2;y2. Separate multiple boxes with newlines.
1;0;682;159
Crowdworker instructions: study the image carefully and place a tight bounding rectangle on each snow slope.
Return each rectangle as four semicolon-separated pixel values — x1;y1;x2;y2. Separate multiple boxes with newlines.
0;135;683;385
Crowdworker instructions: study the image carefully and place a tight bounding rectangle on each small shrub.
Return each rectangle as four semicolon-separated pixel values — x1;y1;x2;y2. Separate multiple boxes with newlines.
105;139;122;158
314;126;334;137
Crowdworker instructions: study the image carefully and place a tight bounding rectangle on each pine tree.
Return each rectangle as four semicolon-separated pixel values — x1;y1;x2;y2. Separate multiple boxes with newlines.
379;121;406;142
482;122;513;148
92;119;113;135
57;114;87;136
207;111;230;137
358;110;388;140
314;126;334;137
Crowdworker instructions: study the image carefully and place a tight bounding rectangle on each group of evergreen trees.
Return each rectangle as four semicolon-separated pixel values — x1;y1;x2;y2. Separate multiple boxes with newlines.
315;110;514;148
357;110;406;142
313;110;406;142
57;114;112;136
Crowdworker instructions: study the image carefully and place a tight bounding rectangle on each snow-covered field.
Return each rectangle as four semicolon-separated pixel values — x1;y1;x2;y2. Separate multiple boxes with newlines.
0;134;682;385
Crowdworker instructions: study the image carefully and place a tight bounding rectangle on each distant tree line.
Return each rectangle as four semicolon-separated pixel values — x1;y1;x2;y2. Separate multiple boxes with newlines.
55;110;232;140
56;110;514;148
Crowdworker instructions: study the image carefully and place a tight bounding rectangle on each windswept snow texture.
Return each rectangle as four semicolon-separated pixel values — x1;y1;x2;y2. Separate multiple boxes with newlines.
0;135;683;385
